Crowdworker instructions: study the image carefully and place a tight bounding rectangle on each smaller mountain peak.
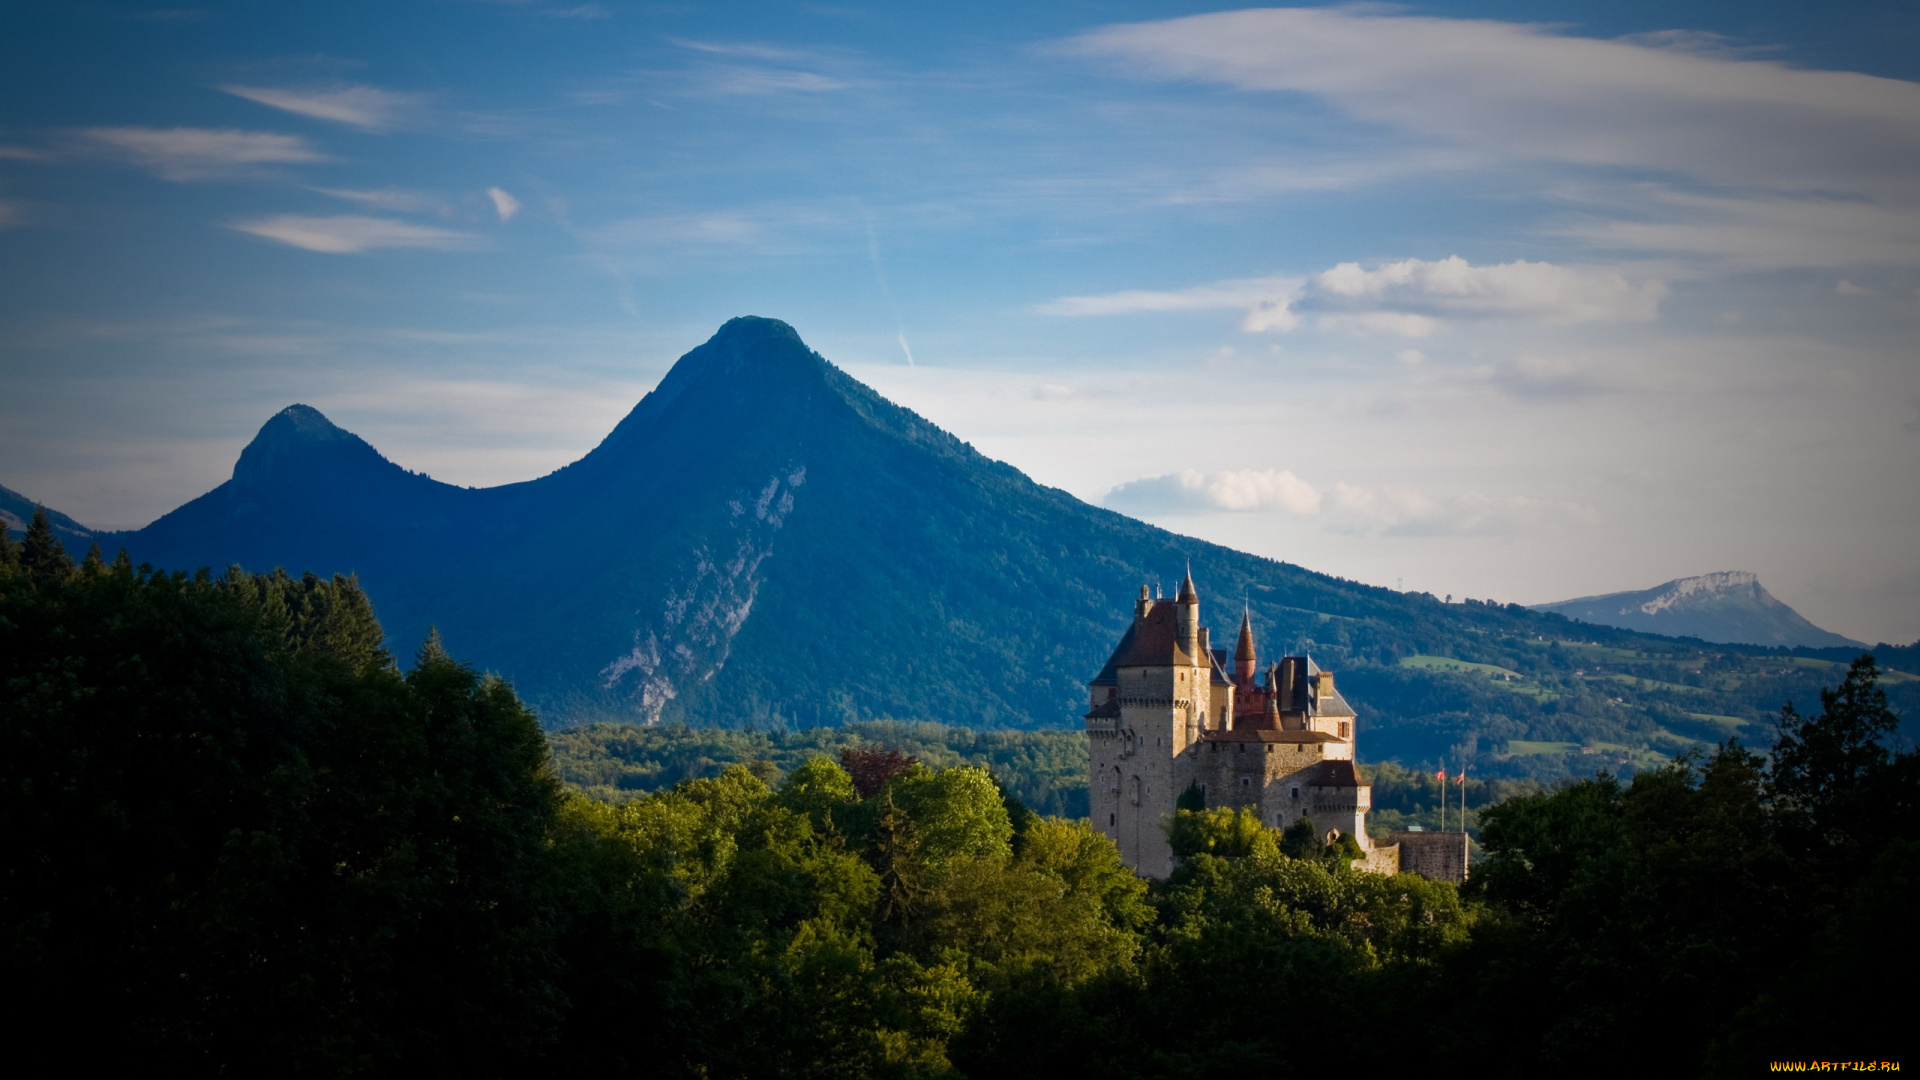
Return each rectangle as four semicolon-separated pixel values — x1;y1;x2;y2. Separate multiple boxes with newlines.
254;404;352;445
232;404;375;490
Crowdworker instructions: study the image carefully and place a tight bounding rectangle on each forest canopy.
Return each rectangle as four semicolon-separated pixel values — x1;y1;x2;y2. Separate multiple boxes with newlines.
0;517;1909;1076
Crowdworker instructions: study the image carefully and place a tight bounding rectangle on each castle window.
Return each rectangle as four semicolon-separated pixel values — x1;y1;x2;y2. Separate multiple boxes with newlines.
1338;721;1350;739
1109;813;1116;827
1290;785;1300;800
1240;777;1251;787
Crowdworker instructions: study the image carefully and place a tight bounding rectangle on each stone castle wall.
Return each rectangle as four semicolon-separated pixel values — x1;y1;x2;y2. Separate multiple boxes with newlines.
1388;831;1469;883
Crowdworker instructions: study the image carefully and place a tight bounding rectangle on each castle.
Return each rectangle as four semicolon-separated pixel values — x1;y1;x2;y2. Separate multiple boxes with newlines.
1085;573;1466;881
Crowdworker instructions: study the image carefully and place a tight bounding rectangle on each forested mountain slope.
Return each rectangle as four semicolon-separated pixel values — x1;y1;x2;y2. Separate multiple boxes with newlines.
20;318;1915;775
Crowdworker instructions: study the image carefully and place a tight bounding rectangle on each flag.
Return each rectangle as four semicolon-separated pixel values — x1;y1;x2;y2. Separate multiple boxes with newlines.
1436;769;1446;782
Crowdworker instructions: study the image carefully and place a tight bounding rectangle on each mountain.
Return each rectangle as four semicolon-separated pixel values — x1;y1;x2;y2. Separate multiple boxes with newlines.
21;317;1915;775
2;483;98;550
1532;572;1864;649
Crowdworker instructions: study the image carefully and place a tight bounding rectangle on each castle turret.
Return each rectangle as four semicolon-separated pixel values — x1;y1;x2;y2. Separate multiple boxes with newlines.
1234;608;1257;686
1176;570;1200;657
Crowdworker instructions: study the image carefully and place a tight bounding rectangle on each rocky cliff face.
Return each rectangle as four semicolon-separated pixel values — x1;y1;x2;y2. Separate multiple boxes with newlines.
1533;572;1863;649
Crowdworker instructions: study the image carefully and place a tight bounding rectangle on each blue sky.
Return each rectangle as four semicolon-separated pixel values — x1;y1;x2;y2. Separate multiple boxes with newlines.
3;1;1918;643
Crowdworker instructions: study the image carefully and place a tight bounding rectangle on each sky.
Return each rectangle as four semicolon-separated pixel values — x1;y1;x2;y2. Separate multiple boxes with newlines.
2;1;1918;645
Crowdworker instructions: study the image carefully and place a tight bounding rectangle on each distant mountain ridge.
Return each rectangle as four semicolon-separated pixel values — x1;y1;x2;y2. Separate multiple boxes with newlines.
12;317;1915;776
2;483;96;550
1532;571;1863;649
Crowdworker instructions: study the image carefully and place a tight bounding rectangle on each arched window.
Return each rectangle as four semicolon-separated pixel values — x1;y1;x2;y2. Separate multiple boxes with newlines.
1129;775;1143;807
1110;766;1122;799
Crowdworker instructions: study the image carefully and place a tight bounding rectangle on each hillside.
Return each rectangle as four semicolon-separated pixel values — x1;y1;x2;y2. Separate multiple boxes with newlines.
22;317;1916;776
1534;571;1864;649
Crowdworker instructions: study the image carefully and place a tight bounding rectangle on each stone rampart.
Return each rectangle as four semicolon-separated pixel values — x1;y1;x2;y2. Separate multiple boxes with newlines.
1388;830;1469;883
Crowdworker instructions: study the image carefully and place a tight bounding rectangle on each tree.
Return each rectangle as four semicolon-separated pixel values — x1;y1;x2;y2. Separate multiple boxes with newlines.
1767;654;1917;864
841;745;918;798
1175;779;1205;812
1279;815;1321;859
19;505;71;580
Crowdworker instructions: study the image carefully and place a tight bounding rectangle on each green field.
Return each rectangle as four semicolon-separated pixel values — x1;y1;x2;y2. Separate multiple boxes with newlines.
1399;654;1556;699
1506;740;1579;756
1687;712;1753;731
1401;654;1522;678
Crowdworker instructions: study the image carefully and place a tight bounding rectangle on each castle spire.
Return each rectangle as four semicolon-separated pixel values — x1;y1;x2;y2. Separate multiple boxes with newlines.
1177;565;1197;604
1234;606;1257;685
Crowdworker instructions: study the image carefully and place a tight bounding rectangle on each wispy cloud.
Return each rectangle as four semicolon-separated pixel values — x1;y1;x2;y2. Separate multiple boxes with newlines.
78;126;326;180
312;187;452;215
1327;484;1600;538
1103;466;1597;537
1042;256;1663;336
229;214;480;254
1106;468;1322;514
0;145;50;161
1067;7;1920;200
221;84;426;131
1564;191;1920;269
688;65;854;96
1037;275;1301;330
670;39;817;62
487;186;521;222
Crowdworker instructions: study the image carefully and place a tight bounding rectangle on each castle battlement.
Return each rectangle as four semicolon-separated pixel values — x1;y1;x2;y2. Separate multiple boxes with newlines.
1086;575;1464;882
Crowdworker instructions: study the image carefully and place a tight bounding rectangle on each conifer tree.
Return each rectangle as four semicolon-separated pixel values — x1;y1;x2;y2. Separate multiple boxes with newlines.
870;787;922;927
0;518;17;570
20;506;73;581
81;542;106;575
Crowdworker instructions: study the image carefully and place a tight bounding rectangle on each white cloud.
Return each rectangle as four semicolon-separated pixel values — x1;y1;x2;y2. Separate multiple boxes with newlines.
78;126;326;181
1311;256;1665;323
1328;483;1600;537
1835;279;1874;296
1395;349;1426;365
221;84;425;131
1042;256;1662;336
0;145;48;161
229;214;480;254
1105;468;1322;514
1067;7;1920;199
487;186;521;222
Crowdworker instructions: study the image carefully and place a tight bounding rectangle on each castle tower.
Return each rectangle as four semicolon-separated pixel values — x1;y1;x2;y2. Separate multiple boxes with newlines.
1086;574;1223;877
1234;608;1257;687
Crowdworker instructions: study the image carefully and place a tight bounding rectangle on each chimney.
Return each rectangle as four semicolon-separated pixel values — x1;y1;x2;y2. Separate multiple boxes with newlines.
1278;658;1296;712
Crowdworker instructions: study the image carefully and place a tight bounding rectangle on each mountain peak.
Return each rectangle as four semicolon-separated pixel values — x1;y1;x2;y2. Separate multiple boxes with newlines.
1638;571;1759;615
1534;571;1862;649
232;404;382;491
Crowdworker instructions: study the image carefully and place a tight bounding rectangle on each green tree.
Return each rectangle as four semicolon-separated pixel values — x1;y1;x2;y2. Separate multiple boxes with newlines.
1175;779;1205;812
18;505;71;580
